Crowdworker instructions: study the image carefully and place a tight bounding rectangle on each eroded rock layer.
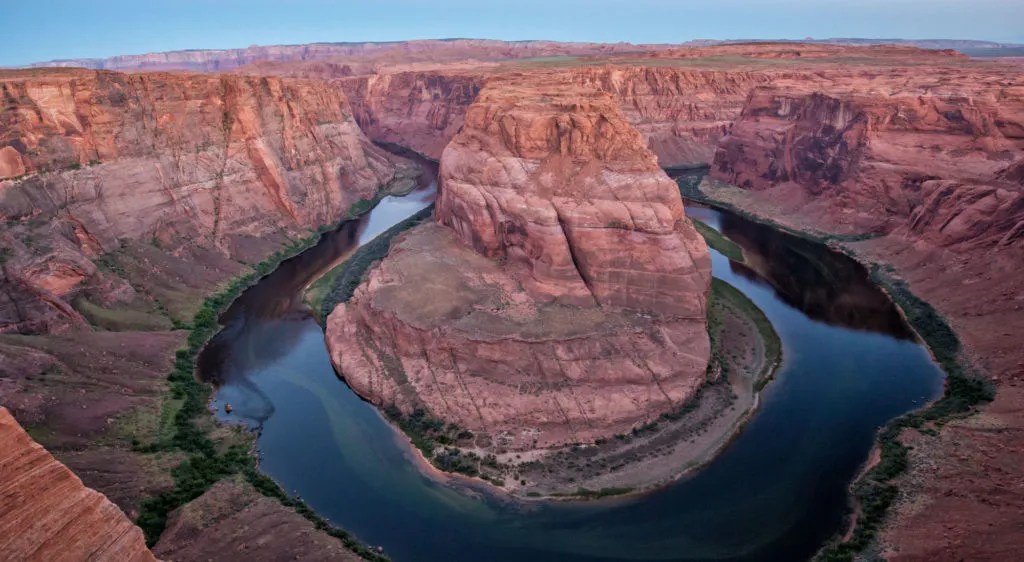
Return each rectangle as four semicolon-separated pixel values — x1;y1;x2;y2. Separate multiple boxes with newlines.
0;407;155;561
436;76;711;315
0;68;402;333
711;71;1024;242
339;71;485;160
327;77;711;449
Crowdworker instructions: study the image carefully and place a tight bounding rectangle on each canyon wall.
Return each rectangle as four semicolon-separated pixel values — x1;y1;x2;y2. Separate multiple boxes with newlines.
568;67;773;168
691;53;1024;560
327;76;711;450
436;75;711;315
335;66;769;168
712;72;1024;240
0;68;402;333
338;71;485;160
0;407;155;561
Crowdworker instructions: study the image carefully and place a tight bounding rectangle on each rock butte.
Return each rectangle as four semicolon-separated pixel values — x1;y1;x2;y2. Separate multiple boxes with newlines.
0;40;1022;560
0;407;155;561
327;75;711;449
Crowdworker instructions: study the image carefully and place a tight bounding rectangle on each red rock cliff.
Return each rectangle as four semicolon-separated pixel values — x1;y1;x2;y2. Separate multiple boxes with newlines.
567;67;773;168
0;407;155;561
336;65;770;169
712;71;1024;242
326;76;711;450
0;68;401;333
437;75;711;316
339;71;484;160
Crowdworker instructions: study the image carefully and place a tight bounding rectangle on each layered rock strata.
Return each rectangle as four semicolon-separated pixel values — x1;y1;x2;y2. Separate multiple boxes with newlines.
712;73;1024;240
339;71;485;160
327;77;711;449
0;407;155;561
688;49;1024;560
0;68;402;333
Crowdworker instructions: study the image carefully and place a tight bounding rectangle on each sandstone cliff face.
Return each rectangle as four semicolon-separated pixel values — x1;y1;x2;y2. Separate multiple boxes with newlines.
0;68;399;333
437;76;711;315
339;71;485;160
327;77;711;450
712;74;1024;242
568;67;773;168
336;65;771;169
0;407;155;561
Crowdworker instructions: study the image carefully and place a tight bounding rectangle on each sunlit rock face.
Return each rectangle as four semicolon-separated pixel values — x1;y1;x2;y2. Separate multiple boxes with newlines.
0;407;156;561
0;68;399;333
327;75;711;450
711;70;1024;246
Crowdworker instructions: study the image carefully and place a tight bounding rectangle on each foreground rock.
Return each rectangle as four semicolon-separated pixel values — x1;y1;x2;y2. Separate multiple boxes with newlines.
327;76;711;451
0;68;404;334
154;478;364;562
0;407;155;561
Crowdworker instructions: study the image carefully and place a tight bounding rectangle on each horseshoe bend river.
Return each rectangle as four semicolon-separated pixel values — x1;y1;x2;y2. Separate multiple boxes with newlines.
197;159;944;561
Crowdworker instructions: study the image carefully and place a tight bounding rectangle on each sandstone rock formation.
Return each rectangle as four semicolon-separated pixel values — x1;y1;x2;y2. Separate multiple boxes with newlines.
327;77;711;449
666;45;1023;562
0;407;155;561
0;68;403;333
437;76;711;315
339;71;485;161
712;71;1024;239
568;67;772;168
154;478;363;561
5;39;1024;561
336;66;767;168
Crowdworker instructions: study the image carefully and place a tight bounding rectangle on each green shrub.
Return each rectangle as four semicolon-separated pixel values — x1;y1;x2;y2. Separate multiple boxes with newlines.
316;206;433;319
691;218;744;262
817;267;993;560
134;216;388;560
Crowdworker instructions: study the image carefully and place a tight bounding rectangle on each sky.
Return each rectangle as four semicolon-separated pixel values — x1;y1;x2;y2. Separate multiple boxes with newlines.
3;0;1024;67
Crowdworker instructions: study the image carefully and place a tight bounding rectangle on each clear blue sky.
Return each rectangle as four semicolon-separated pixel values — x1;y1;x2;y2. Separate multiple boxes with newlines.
3;0;1023;66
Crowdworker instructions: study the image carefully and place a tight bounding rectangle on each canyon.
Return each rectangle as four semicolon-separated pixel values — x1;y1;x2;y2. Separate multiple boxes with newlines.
0;66;414;558
0;39;1022;561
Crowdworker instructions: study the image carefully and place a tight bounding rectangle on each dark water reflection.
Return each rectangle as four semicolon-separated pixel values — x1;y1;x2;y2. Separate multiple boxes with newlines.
714;210;913;339
197;149;437;389
195;168;943;562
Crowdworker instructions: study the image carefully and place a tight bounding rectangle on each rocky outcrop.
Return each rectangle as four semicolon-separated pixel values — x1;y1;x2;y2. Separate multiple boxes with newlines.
903;180;1024;248
336;66;769;168
568;67;773;168
0;407;155;561
712;73;1024;240
437;76;711;314
154;478;363;561
0;68;401;333
339;72;485;160
327;76;711;450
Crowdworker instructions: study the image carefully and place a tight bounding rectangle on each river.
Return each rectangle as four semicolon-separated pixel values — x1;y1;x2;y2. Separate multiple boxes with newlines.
197;159;944;561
